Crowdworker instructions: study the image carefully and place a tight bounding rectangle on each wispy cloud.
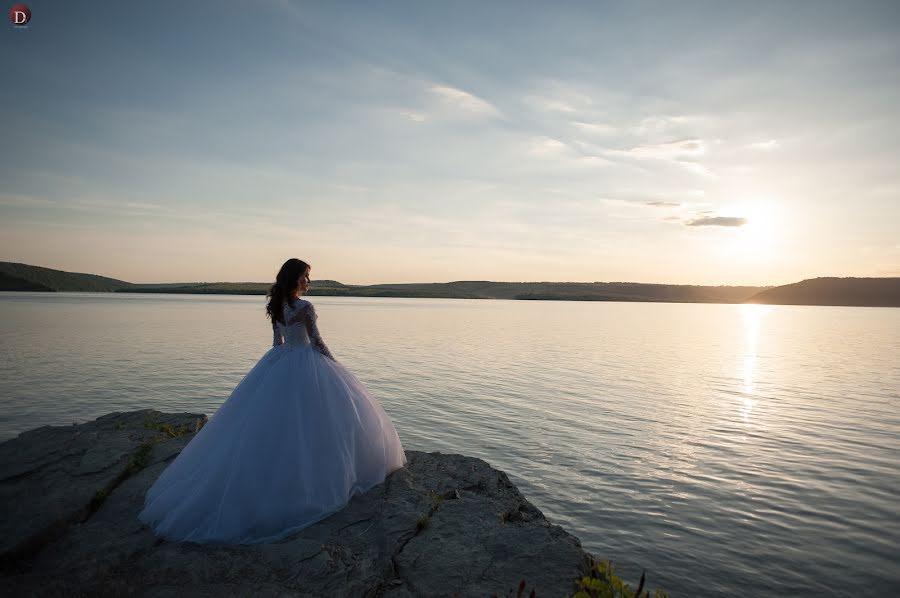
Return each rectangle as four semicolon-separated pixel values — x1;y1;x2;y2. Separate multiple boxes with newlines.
527;136;568;156
680;162;715;178
527;96;579;113
0;192;57;208
0;192;174;215
428;84;498;116
521;136;613;169
646;200;681;208
625;138;706;159
604;138;712;177
633;114;707;136
401;111;427;122
570;121;618;136
686;216;748;227
524;83;594;115
746;139;780;150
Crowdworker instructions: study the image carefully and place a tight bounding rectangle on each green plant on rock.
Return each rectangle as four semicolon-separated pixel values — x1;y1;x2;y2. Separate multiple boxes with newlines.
571;560;668;598
142;412;159;430
428;490;445;507
142;416;192;439
415;514;431;531
90;487;110;509
125;441;154;476
157;422;190;438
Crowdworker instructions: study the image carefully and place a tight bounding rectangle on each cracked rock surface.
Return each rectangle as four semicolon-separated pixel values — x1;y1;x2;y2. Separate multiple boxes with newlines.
1;410;590;597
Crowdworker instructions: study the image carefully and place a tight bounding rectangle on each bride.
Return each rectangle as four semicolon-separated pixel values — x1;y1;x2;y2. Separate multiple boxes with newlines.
138;258;407;544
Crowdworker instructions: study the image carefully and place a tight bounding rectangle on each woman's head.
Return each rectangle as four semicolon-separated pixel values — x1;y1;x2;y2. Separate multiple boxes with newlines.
266;258;311;324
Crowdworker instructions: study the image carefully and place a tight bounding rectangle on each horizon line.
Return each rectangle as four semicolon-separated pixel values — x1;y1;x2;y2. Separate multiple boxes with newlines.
4;260;900;289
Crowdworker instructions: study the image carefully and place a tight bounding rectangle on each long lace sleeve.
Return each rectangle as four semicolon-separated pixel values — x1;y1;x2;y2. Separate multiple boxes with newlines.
301;302;335;361
272;323;284;347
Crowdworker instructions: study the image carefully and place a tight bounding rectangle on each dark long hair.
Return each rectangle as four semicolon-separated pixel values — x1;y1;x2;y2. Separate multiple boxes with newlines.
266;258;310;325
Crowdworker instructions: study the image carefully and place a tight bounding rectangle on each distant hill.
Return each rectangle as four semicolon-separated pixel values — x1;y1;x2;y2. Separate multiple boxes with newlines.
319;280;766;303
0;262;766;302
0;271;54;292
0;262;132;292
122;282;270;295
120;280;348;295
0;263;352;295
745;277;900;307
114;278;765;302
2;262;897;307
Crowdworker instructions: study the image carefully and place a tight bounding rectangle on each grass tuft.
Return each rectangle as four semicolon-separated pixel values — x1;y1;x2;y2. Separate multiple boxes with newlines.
415;515;431;531
125;441;154;476
570;559;668;598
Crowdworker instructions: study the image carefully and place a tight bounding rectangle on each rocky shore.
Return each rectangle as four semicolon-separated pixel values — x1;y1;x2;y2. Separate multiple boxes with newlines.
0;410;592;597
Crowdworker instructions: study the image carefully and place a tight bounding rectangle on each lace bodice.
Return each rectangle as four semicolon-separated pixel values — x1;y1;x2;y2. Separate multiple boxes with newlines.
272;299;335;360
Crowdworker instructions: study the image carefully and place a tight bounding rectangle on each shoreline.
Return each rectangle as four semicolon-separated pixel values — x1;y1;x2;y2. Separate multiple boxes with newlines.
6;262;899;307
3;288;899;308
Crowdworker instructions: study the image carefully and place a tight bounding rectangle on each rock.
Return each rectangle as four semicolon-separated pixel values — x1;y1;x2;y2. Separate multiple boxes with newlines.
1;411;591;597
0;410;207;561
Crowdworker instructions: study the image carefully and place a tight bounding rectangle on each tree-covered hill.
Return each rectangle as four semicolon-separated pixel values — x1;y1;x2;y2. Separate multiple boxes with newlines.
0;262;132;292
744;277;900;307
0;271;54;292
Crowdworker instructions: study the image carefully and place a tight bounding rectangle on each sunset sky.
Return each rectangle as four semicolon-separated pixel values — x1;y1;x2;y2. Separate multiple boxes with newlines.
2;1;899;285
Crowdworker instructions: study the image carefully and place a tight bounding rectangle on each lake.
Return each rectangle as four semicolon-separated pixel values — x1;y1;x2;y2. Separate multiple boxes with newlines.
1;292;898;596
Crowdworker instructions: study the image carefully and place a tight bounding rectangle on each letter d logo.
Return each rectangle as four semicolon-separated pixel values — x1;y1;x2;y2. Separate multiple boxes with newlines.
9;4;31;26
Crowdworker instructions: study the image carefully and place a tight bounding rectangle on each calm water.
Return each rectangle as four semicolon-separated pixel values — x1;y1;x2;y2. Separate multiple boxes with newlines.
1;292;898;596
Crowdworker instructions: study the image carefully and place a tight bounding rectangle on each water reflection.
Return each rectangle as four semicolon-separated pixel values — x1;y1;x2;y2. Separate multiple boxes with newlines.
738;303;771;420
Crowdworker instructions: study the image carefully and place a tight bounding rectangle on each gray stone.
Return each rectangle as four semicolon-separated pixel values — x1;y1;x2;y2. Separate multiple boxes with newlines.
0;410;207;560
1;411;591;597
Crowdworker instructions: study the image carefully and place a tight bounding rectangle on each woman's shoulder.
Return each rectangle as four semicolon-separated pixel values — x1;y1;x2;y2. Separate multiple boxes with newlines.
284;298;313;311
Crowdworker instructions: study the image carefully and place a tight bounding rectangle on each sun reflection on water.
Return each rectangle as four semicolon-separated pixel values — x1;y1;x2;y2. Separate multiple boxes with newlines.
738;303;771;420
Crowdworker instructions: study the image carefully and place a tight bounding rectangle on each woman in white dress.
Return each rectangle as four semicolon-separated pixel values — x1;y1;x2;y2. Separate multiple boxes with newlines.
138;258;407;544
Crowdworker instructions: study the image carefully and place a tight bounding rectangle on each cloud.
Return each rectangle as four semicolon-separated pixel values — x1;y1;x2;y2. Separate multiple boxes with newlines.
680;162;715;177
428;85;498;116
402;111;427;122
646;200;681;208
527;96;579;113
0;192;56;208
604;138;713;177
519;136;612;168
686;216;748;227
625;138;706;159
634;115;693;135
570;120;618;136
527;136;568;156
746;139;779;150
576;155;612;167
0;192;175;215
524;83;594;114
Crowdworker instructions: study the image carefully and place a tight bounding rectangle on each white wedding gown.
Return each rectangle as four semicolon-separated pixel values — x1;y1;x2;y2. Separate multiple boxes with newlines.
138;298;407;544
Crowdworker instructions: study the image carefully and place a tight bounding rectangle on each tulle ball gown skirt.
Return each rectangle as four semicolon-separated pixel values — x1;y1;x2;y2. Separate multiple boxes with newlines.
138;344;407;544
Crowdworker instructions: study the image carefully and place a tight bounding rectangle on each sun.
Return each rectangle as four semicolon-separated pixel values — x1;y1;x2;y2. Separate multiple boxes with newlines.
727;196;780;261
